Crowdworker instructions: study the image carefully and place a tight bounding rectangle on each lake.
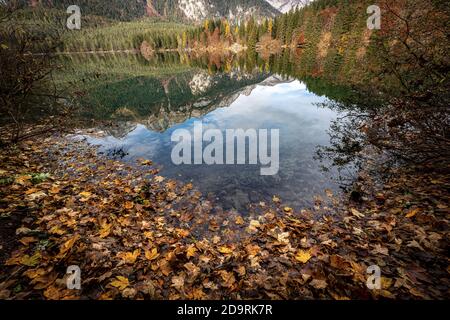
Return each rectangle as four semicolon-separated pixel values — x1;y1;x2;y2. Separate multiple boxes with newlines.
62;51;349;212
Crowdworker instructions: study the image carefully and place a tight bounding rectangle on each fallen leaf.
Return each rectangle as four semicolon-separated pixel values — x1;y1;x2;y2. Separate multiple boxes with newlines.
351;208;365;218
218;270;236;288
144;248;159;261
99;223;112;238
20;252;42;267
405;208;420;218
124;201;134;210
56;235;80;259
295;250;312;264
171;275;185;290
186;246;198;259
79;191;92;198
310;279;328;289
235;216;244;225
118;249;141;264
110;276;129;290
218;246;233;254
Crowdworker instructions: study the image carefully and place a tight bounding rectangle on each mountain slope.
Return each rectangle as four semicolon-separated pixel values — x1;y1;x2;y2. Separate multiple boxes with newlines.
265;0;311;13
148;0;280;21
29;0;280;21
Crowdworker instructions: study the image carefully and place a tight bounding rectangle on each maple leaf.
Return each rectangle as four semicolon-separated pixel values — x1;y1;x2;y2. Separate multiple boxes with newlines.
49;185;61;194
218;246;233;254
247;220;260;233
186;245;198;259
171;275;185;290
176;228;190;238
57;235;80;259
140;159;153;166
15;175;32;185
310;279;328;289
49;226;66;235
110;276;129;290
235;216;244;225
212;236;221;244
350;208;365;218
99;223;112;238
372;244;389;255
19;236;38;246
218;270;236;288
24;268;47;279
118;249;141;264
144;248;160;261
27;191;47;201
283;207;293;213
20;252;42;267
79;191;92;198
154;176;165;183
184;262;200;276
44;285;61;300
405;208;420;218
143;231;154;239
295;250;312;264
124;201;134;210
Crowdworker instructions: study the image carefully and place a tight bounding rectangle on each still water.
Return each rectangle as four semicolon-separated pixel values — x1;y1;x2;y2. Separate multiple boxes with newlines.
65;53;345;211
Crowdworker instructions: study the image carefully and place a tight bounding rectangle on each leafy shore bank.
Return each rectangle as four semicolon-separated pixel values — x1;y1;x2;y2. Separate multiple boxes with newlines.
0;135;448;299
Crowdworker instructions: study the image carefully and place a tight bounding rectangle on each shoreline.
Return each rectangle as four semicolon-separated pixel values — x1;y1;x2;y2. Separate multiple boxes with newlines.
0;134;448;299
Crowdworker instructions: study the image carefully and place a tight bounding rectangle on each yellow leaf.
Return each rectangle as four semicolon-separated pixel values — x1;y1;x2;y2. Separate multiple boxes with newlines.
110;276;129;290
57;235;80;259
50;186;61;194
79;191;92;198
272;195;280;203
235;216;244;225
19;236;38;246
144;231;154;239
283;207;293;213
141;160;153;166
15;175;32;185
351;208;365;218
118;249;141;264
99;223;112;238
186;245;197;259
25;188;38;195
295;250;312;264
406;208;419;218
218;246;233;254
124;201;134;210
20;252;42;267
49;226;66;235
144;248;159;261
247;219;260;233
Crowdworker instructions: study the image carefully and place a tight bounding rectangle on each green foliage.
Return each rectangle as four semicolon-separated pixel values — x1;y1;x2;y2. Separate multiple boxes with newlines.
62;19;192;52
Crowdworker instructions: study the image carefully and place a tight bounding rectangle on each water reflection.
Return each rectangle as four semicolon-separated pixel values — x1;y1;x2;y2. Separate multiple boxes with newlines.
60;51;355;211
81;76;341;211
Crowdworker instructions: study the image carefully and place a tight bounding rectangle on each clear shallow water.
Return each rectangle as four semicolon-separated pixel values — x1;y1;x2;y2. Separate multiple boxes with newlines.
81;77;341;211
